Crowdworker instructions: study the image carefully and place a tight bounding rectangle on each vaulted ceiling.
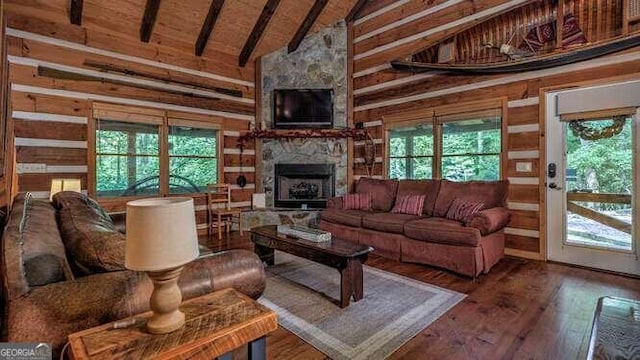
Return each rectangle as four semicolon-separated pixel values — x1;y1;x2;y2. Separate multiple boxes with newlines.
6;0;365;67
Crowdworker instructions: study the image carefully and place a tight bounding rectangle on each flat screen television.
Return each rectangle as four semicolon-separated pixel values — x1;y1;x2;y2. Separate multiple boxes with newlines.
273;89;333;129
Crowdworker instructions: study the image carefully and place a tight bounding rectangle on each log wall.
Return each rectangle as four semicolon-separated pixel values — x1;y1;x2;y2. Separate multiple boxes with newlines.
350;0;640;260
0;6;8;209
3;3;257;233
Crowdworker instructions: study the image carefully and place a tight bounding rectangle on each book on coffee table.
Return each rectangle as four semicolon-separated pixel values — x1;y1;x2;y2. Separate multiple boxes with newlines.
276;224;331;242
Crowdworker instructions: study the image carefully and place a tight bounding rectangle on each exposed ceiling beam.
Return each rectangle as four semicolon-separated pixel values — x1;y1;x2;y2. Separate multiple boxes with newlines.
345;0;369;23
239;0;281;67
70;0;83;25
195;0;226;56
140;0;162;43
288;0;329;53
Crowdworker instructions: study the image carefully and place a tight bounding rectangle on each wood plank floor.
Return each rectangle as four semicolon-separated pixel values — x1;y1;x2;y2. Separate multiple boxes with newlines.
201;233;640;360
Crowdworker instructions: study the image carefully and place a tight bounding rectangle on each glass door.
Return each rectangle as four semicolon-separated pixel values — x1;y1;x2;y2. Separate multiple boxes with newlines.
564;118;633;251
546;93;640;275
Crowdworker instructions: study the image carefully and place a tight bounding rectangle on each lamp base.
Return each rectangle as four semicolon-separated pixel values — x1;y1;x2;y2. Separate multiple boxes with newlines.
146;266;186;334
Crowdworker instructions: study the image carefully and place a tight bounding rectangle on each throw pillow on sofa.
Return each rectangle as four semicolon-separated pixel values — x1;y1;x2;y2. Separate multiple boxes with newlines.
445;198;484;223
356;177;399;212
433;179;509;217
391;194;426;216
53;192;126;275
343;193;372;210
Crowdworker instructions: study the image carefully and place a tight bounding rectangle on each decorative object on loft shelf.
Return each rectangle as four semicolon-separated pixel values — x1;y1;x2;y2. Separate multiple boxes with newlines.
125;197;199;334
277;224;331;242
49;178;82;200
236;128;369;150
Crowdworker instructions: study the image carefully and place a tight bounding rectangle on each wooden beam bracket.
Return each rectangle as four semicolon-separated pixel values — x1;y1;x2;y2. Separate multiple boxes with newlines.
239;0;281;67
288;0;329;53
345;0;368;23
140;0;162;43
70;0;84;25
196;0;226;56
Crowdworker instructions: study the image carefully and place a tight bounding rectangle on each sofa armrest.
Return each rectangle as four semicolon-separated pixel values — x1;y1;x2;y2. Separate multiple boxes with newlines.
6;249;265;357
326;196;344;209
466;207;511;235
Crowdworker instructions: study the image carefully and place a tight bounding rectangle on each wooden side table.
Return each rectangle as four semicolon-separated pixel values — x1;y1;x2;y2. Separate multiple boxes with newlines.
68;288;277;360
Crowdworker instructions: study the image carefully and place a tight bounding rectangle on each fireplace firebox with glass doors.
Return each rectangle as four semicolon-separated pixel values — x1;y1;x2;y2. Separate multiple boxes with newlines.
274;164;335;208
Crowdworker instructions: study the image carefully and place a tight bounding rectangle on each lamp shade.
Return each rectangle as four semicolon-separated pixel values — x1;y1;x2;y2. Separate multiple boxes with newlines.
125;197;199;271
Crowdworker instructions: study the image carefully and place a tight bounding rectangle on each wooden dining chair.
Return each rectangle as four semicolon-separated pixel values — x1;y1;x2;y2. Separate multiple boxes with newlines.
206;184;243;240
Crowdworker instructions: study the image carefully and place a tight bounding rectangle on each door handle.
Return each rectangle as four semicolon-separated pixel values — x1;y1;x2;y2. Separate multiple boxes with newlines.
548;182;563;190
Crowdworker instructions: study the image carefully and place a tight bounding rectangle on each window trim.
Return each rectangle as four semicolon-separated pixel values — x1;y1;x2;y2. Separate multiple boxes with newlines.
89;103;223;199
383;98;508;181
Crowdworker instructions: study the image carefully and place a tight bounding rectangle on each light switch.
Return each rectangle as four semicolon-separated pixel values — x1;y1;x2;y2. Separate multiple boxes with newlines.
516;162;532;173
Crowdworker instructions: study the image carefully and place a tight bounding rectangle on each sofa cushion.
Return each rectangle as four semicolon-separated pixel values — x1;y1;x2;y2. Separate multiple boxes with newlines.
445;198;484;223
433;180;509;217
8;194;74;289
391;194;425;216
356;177;399;212
397;179;441;216
362;213;422;234
52;192;126;275
404;217;482;246
24;254;67;287
343;193;372;211
320;209;371;228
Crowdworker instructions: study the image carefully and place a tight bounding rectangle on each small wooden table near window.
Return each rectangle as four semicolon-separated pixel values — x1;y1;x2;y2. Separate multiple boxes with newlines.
68;288;277;360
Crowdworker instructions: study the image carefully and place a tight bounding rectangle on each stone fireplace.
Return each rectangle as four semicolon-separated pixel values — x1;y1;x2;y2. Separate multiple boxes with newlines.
274;164;335;208
259;21;348;209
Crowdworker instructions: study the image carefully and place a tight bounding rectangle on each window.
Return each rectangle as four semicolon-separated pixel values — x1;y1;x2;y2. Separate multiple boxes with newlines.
92;104;220;198
389;124;434;179
96;120;160;196
441;117;501;181
168;124;217;194
386;102;503;181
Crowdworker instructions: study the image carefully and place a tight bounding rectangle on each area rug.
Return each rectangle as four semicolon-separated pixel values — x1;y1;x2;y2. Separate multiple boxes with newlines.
258;252;465;360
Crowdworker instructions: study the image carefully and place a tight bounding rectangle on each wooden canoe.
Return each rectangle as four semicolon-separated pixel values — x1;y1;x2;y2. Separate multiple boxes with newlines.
391;32;640;74
391;0;637;74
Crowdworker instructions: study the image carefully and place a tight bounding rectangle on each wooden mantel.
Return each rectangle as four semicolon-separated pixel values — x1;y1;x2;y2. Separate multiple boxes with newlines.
237;128;369;149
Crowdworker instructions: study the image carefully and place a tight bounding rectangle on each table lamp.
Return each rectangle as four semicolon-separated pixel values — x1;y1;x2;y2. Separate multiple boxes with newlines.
125;197;199;334
50;178;82;200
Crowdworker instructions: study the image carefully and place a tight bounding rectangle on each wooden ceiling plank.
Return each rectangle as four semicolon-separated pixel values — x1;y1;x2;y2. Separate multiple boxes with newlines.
288;0;329;53
140;0;162;43
195;0;226;56
239;0;282;67
346;0;369;23
70;0;83;25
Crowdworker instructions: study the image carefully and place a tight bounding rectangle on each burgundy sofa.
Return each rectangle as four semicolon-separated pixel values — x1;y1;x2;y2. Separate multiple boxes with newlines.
319;178;510;277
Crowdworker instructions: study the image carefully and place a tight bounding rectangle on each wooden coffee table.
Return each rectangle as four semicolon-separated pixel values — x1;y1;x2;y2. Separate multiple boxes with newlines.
250;225;374;308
